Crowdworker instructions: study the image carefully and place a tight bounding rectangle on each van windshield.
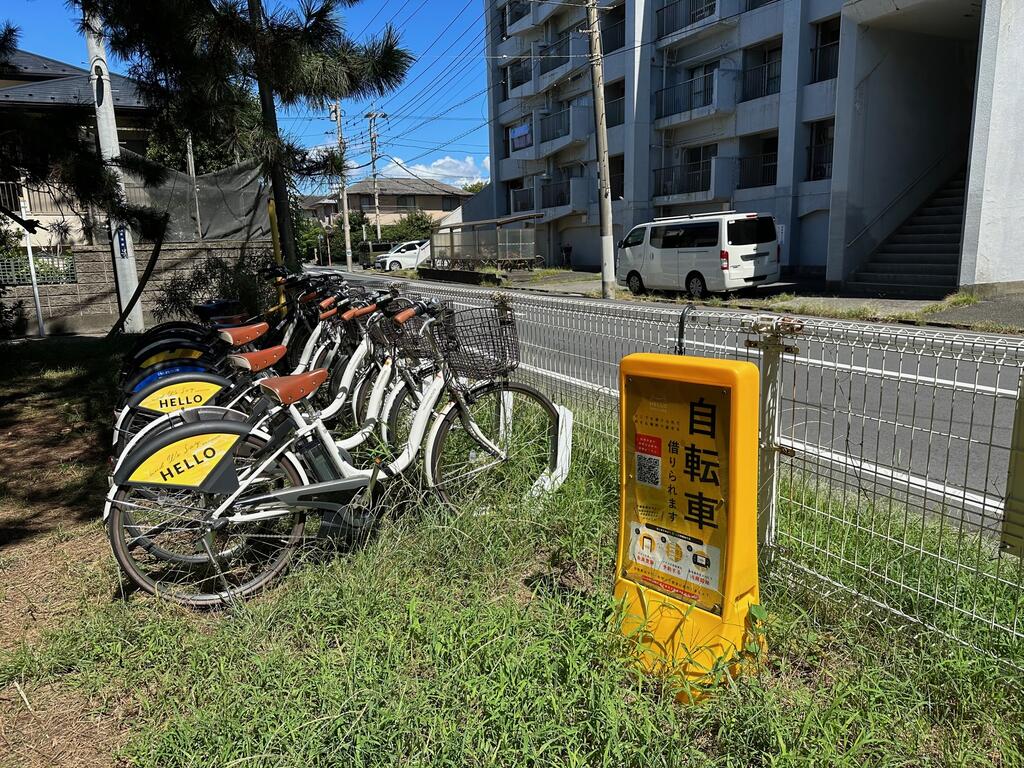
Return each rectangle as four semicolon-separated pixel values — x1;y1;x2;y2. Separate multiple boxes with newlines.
728;217;776;245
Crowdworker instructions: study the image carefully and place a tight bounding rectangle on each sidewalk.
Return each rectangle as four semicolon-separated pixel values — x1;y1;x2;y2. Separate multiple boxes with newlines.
504;270;1023;334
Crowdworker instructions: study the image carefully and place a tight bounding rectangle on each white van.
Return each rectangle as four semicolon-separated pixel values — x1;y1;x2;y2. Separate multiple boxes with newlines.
615;212;780;298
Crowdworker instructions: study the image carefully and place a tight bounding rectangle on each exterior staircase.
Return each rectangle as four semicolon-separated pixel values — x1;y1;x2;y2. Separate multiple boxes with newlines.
845;170;966;298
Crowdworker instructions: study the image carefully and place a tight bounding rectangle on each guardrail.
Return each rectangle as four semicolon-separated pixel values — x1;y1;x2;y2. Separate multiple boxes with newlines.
330;271;1024;668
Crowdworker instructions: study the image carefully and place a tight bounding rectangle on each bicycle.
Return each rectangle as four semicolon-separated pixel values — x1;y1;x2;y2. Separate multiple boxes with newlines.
103;296;572;606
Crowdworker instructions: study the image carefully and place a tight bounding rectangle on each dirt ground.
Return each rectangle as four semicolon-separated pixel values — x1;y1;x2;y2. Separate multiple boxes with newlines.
0;338;127;767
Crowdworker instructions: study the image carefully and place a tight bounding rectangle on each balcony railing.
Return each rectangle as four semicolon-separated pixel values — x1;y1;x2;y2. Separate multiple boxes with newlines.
511;187;534;213
541;179;571;208
606;96;625;127
808;142;834;180
653;161;712;196
539;35;570;75
737;152;778;188
507;58;532;91
656;0;716;38
811;41;839;82
741;59;782;101
655;73;714;118
539;109;570;143
0;180;80;215
508;0;530;26
602;19;626;52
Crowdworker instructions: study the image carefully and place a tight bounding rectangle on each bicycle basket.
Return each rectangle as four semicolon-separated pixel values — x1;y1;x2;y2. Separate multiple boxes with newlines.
433;305;519;381
377;301;445;361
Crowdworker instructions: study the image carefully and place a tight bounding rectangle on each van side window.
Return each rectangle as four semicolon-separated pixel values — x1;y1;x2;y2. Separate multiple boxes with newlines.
679;222;719;248
622;227;646;247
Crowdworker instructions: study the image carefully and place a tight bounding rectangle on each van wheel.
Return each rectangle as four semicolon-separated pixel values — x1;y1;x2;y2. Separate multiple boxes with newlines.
685;272;708;300
627;272;645;295
389;261;402;272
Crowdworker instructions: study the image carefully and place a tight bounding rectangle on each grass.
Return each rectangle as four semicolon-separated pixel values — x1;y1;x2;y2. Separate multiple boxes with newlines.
588;288;1023;334
1;340;1023;766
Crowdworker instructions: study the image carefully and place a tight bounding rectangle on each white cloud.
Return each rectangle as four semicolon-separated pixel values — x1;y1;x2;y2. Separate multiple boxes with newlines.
380;155;490;188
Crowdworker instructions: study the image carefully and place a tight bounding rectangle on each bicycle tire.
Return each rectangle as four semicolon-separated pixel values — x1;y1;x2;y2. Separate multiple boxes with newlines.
107;432;306;607
427;381;560;512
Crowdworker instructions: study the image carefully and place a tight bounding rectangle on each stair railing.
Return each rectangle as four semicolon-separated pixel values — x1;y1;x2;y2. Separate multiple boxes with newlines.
846;147;966;250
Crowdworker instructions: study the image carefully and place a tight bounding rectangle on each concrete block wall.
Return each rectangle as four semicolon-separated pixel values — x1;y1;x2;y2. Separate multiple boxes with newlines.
5;239;270;334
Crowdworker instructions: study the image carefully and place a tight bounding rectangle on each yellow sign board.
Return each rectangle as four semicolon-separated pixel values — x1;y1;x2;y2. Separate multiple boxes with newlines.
615;353;761;694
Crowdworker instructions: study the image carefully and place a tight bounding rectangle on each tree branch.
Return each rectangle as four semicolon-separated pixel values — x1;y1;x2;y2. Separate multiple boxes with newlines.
0;202;45;234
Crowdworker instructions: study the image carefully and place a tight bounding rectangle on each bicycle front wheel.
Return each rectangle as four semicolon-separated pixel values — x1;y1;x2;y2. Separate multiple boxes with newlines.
428;382;559;512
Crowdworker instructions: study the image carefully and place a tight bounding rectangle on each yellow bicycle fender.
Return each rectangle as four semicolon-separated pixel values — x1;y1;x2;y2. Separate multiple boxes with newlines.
137;381;225;413
139;348;204;368
128;433;240;488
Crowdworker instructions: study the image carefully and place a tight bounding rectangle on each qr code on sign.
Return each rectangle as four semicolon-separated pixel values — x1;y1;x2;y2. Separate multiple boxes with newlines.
636;453;661;488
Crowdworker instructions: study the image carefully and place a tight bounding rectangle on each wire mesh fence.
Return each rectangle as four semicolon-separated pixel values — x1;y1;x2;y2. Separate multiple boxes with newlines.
338;271;1024;666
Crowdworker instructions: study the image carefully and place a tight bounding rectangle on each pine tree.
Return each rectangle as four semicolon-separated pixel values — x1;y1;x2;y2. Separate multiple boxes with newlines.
73;0;413;265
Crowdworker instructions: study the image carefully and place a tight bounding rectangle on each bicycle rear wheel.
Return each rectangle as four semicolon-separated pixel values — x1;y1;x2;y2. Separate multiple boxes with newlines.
107;433;306;607
427;382;559;512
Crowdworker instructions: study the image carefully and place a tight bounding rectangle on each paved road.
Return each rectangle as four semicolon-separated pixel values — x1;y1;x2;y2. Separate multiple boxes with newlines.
312;266;1023;538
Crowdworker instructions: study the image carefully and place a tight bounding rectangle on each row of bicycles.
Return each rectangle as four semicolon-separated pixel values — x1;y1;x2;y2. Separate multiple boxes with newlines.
105;267;573;607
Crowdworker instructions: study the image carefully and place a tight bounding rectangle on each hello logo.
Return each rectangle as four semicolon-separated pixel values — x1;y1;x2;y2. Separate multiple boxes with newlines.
157;392;205;410
159;445;219;482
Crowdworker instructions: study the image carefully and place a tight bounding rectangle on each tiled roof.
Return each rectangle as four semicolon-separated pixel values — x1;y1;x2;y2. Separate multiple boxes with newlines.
0;72;147;109
345;177;473;196
0;50;88;79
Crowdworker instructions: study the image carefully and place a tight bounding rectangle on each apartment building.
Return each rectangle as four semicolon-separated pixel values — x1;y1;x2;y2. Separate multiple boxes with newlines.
483;0;1024;296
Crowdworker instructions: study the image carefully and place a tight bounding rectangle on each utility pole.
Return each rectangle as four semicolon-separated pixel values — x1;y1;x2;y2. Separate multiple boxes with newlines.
247;0;297;267
331;101;353;270
366;111;385;241
185;131;203;240
84;13;145;332
585;0;615;299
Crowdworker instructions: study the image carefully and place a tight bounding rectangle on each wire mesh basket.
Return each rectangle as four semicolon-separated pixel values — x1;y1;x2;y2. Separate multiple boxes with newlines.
433;305;519;381
377;301;447;361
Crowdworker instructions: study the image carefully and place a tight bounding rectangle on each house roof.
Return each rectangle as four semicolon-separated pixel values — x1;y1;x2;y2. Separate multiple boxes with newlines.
345;177;473;197
0;50;88;79
299;193;337;209
0;49;147;110
0;72;147;110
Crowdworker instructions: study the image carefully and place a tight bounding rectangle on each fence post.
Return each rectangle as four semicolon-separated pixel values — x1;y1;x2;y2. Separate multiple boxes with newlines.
750;316;800;571
19;203;46;338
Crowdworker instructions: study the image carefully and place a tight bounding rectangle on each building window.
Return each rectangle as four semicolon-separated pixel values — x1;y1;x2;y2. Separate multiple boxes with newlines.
505;57;532;96
654;143;717;196
609;154;625;200
605;79;626;127
396;195;415;210
738;135;779;188
442;195;458;211
808;119;835;180
811;18;840;82
741;42;782;101
508;120;533;153
359;194;373;209
656;60;718;118
601;5;626;53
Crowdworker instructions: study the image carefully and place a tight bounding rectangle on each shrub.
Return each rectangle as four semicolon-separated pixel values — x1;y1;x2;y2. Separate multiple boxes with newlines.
154;246;277;321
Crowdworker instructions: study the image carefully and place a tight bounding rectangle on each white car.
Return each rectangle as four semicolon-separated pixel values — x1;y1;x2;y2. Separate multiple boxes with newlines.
375;240;431;271
615;211;780;298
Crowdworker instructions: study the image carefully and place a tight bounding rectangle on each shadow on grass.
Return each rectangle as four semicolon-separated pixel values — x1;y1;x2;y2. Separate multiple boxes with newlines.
0;335;129;552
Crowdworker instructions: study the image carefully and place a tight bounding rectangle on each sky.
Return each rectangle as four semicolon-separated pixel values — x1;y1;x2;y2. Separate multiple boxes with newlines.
2;0;492;191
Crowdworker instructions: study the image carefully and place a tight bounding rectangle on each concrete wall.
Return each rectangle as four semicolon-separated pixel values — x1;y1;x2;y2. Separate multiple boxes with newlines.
960;0;1024;294
5;239;268;334
827;16;975;283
